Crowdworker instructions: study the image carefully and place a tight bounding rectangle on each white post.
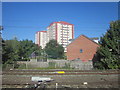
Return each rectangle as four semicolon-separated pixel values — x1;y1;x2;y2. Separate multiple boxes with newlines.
56;83;58;90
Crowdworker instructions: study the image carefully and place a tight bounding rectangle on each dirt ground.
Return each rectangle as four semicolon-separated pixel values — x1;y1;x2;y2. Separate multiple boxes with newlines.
2;74;120;88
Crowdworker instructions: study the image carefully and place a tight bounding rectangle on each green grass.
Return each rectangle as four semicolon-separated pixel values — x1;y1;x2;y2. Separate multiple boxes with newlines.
35;67;74;70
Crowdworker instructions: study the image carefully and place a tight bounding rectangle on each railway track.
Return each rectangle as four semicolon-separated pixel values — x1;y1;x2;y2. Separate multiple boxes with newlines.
2;69;120;88
2;69;120;75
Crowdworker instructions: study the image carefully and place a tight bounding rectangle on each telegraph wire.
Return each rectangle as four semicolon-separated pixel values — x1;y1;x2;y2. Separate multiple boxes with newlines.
3;25;108;29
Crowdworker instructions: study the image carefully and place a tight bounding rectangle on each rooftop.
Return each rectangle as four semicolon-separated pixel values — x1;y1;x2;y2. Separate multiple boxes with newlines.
36;31;47;33
47;21;73;28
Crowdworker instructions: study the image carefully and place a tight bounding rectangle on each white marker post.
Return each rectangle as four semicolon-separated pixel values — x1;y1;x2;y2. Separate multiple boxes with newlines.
56;83;58;90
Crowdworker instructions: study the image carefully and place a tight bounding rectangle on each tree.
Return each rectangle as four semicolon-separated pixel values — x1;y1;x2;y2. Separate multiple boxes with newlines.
2;38;42;68
93;20;120;69
19;40;36;59
2;37;20;68
44;39;64;59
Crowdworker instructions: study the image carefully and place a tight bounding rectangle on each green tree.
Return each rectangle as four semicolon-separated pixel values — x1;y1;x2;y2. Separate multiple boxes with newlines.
2;37;20;68
45;39;64;59
2;38;42;68
93;20;120;69
18;39;42;60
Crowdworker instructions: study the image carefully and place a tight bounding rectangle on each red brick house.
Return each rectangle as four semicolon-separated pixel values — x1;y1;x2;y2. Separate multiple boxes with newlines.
66;35;99;61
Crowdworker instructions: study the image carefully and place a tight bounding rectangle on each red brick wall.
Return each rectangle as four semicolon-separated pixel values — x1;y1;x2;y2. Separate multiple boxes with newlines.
66;35;99;61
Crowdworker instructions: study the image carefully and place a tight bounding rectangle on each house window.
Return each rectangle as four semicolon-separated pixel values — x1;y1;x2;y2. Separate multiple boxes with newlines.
80;49;83;53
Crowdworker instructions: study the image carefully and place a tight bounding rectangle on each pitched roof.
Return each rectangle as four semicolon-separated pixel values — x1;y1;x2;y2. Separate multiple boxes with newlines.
67;34;99;46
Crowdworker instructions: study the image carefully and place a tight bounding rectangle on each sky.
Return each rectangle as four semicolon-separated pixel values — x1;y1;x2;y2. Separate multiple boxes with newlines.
2;2;118;42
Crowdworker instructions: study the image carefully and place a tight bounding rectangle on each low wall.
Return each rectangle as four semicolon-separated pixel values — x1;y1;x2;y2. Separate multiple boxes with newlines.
17;59;93;70
70;60;93;70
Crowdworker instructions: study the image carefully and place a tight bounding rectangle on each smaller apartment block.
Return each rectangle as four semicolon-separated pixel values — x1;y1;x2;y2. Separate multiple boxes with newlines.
35;31;47;49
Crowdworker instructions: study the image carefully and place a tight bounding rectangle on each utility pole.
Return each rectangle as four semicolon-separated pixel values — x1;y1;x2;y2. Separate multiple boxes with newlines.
0;26;3;70
0;26;3;48
0;26;3;38
0;26;3;44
